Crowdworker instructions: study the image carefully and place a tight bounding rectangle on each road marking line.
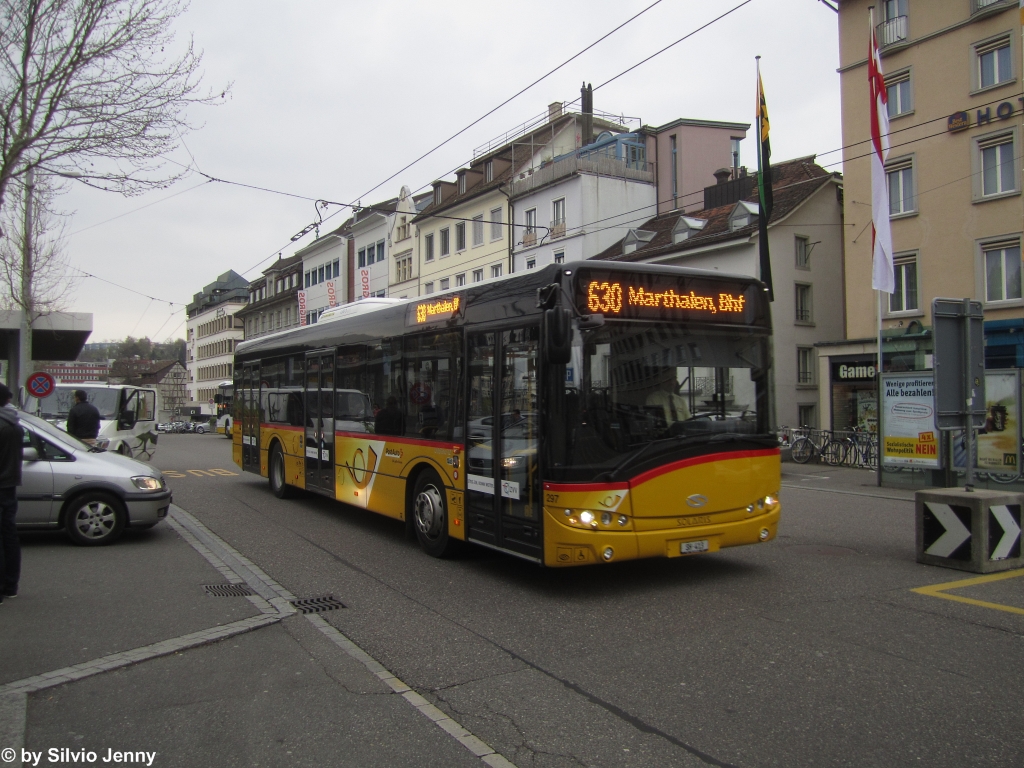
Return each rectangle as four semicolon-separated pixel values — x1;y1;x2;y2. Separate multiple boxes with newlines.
911;568;1024;616
169;504;519;768
0;692;26;766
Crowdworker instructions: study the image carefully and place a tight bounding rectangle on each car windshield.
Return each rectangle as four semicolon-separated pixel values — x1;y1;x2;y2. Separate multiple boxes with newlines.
35;387;120;420
17;410;94;452
544;322;772;482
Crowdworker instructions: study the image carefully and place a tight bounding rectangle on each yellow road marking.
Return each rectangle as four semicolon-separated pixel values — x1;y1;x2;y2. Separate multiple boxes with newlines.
162;469;240;479
911;568;1024;616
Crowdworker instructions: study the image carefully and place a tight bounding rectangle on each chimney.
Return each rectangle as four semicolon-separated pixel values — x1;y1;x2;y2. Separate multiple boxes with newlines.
713;168;732;185
580;82;593;147
548;102;562;122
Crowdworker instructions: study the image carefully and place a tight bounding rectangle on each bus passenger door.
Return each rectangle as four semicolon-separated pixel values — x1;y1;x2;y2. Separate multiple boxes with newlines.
241;364;260;473
466;327;541;560
304;351;336;496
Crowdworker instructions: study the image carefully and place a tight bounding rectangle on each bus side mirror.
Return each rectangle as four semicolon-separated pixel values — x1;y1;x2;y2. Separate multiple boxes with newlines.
544;308;572;365
118;410;137;430
214;394;223;404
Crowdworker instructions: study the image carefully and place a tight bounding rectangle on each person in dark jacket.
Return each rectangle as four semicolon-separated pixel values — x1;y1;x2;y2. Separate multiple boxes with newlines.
0;383;24;602
374;396;405;436
66;390;101;443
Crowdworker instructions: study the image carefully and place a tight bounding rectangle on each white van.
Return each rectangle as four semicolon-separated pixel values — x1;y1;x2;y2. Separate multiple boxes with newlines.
33;384;159;460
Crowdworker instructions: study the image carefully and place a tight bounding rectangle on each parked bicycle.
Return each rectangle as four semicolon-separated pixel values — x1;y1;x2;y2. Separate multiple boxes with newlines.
789;428;848;466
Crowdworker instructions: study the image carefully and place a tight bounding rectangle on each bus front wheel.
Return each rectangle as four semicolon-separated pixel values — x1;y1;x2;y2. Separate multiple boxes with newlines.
412;469;458;558
269;444;293;499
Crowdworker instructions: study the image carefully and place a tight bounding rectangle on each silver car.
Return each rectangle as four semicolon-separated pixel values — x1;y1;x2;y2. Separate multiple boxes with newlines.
15;411;172;545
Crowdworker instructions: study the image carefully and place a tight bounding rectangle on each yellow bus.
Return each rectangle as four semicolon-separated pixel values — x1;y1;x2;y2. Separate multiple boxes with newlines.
232;262;780;566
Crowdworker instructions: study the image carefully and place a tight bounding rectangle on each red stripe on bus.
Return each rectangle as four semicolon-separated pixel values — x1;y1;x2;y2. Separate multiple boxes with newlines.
629;448;780;486
543;481;630;492
259;424;303;432
333;431;462;451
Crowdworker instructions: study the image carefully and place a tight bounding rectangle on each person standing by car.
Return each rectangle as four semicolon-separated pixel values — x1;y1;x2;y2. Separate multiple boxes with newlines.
0;383;24;602
66;390;101;444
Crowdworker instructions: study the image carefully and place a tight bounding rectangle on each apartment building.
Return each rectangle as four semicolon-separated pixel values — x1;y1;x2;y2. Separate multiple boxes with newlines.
820;0;1024;430
296;231;346;325
185;271;248;412
591;157;846;429
352;196;398;302
237;254;304;338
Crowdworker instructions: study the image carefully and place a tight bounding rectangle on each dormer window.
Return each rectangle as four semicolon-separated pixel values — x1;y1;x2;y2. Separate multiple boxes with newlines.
458;174;466;195
485;160;493;182
729;201;760;231
672;216;707;244
622;229;656;255
434;185;442;206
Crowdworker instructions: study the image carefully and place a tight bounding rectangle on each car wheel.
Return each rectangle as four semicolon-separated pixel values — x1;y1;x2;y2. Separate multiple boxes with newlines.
196;425;205;434
65;492;126;546
269;443;293;499
117;443;132;458
412;469;458;558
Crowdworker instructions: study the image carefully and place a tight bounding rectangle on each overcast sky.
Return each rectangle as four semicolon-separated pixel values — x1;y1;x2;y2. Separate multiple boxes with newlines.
58;0;842;342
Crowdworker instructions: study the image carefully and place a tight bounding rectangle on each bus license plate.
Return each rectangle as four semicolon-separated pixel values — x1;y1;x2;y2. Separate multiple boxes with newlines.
680;540;709;555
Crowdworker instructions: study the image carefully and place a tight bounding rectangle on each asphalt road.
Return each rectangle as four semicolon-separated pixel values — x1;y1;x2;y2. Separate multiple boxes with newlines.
3;434;1022;767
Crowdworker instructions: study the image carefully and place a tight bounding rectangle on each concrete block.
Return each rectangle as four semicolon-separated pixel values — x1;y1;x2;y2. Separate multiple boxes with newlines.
916;488;1023;573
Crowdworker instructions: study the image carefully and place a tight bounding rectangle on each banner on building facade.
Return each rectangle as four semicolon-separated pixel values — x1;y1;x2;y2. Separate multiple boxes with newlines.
297;290;307;326
326;280;337;307
880;373;940;468
360;269;370;299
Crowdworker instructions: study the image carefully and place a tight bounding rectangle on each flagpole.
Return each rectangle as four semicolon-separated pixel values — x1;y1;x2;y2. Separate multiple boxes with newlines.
870;5;885;487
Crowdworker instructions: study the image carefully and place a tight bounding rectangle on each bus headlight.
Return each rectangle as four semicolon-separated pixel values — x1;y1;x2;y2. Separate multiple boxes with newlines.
579;511;595;525
131;476;162;491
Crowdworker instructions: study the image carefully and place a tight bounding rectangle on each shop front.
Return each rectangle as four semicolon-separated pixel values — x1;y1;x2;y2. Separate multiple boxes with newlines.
830;356;878;433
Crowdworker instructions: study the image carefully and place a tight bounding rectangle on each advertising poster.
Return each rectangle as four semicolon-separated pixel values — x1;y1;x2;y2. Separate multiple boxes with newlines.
881;373;941;468
952;371;1021;471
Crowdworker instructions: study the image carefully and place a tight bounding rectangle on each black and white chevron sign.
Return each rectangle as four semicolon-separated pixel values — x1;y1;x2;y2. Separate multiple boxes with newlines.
923;502;972;560
988;504;1021;561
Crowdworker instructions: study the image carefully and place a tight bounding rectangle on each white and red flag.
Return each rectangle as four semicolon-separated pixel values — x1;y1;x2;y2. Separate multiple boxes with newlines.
868;14;893;293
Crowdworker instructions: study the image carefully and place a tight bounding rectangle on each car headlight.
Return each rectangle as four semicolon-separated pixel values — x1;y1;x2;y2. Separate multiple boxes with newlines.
94;437;110;450
131;476;163;491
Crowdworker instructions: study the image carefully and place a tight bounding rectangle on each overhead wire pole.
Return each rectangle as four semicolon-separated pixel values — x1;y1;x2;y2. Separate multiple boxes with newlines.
17;166;35;406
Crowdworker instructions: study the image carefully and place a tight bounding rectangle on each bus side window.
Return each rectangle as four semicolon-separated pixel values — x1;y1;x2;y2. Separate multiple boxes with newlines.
122;390;138;421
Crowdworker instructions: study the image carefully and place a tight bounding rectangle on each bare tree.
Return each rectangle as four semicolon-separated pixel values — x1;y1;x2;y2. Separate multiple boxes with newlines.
0;0;228;226
0;171;74;318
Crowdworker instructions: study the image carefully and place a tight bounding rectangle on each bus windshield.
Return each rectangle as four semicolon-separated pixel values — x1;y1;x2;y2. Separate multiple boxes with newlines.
546;322;772;481
36;387;121;420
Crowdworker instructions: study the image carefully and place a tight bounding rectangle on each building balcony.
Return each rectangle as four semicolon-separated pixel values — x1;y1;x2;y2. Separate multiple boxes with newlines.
510;154;655;197
522;231;537;248
971;0;1009;13
876;16;908;48
550;220;566;239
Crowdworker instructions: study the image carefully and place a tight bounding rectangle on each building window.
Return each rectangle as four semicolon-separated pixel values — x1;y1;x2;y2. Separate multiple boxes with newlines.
889;254;919;312
490;207;503;241
333;259;340;277
434;187;441;206
472;269;483;283
456;273;466;287
887;158;915;215
795;236;811;269
358;248;366;268
318;265;325;283
485;160;494;182
490;264;502;278
797;347;816;385
458;174;466;195
285;307;290;326
797;404;817;429
424;281;434;294
554;251;564;264
377;241;386;263
552;198;565;226
984;241;1022;302
440;227;450;256
525;208;536;233
455;222;466;251
440;277;450;291
425;233;434;261
526;259;536;270
980;135;1016;197
886;70;912;118
670;135;678;200
795;283;813;323
472;214;484;247
976;36;1012;91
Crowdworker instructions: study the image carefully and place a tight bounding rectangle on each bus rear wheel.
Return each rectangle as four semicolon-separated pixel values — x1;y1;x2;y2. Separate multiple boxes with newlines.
269;443;293;499
412;469;458;558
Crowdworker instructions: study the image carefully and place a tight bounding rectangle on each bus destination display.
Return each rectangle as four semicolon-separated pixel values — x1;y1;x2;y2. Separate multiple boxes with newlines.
575;270;759;323
408;295;462;326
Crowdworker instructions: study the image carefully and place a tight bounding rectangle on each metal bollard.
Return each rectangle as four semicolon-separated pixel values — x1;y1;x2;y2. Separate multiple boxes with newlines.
916;489;1023;573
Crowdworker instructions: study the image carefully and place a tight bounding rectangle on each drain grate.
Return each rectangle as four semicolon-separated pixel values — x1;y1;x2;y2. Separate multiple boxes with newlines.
204;584;255;597
290;596;345;614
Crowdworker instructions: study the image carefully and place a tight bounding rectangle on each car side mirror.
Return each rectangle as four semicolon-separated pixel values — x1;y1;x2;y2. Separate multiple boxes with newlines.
118;410;137;430
22;447;39;462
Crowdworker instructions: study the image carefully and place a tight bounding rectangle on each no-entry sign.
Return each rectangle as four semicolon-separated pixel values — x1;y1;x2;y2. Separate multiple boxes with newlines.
26;371;55;398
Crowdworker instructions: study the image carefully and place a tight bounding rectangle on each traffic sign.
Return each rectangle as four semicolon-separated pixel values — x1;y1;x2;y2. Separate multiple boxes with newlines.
26;371;55;398
209;399;215;406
